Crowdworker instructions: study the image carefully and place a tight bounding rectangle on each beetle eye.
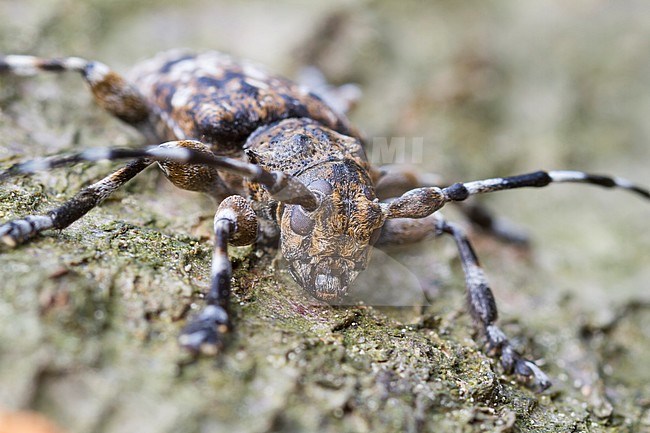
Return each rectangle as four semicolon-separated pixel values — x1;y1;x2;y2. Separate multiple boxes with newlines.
290;205;315;236
309;179;333;195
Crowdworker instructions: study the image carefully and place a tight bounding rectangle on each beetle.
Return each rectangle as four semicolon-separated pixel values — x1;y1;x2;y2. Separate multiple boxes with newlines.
1;50;648;390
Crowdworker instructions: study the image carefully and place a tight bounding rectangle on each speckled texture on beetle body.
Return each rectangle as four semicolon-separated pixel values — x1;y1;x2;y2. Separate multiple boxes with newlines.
129;50;358;154
126;51;383;264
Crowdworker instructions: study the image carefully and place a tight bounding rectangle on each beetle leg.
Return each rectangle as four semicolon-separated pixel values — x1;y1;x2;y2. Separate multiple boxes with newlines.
374;214;438;247
376;213;551;390
0;159;151;247
0;54;157;140
460;202;529;245
374;165;443;199
435;218;551;390
179;195;257;355
0;55;165;246
297;66;362;114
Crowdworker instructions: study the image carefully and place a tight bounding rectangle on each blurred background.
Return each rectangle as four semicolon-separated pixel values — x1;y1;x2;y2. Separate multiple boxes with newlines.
1;1;649;432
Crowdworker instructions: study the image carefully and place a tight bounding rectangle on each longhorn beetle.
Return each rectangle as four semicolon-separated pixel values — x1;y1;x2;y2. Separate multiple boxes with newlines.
1;50;648;391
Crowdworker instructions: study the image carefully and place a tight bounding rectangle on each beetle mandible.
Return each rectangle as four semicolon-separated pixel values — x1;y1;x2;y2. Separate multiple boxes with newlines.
1;50;649;390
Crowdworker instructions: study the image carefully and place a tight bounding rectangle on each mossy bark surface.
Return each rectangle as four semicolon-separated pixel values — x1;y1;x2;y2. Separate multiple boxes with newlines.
1;1;650;432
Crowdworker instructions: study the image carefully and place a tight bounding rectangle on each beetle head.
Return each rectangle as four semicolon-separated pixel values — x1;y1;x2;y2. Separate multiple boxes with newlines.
280;161;385;302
